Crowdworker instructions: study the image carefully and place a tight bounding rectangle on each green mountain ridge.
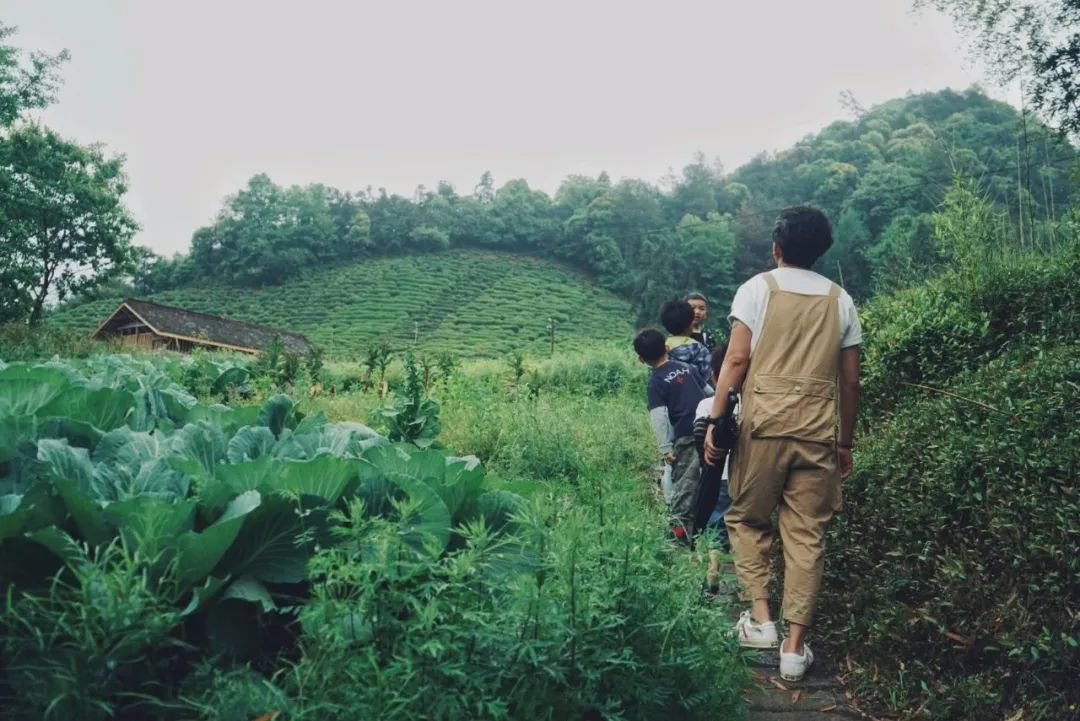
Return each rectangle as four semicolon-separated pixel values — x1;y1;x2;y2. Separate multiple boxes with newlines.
49;250;634;359
125;88;1075;327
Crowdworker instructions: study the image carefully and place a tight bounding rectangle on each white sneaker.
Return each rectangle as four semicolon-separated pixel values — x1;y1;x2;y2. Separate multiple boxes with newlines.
779;638;814;682
734;610;778;649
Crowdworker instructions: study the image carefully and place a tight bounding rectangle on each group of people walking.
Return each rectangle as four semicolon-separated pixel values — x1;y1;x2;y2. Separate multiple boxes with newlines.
633;205;862;682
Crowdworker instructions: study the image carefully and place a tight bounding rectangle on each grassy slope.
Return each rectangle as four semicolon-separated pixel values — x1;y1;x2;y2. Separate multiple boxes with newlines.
49;250;633;360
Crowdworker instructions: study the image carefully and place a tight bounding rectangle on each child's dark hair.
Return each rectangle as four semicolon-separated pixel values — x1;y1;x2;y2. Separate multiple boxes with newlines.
659;300;695;335
685;292;708;304
772;205;833;269
633;328;666;364
709;343;728;378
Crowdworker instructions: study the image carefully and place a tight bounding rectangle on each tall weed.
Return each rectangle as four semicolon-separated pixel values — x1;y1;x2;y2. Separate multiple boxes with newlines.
0;542;187;721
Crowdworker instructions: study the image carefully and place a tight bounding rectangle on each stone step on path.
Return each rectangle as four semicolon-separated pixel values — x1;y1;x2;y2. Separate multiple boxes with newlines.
742;650;862;721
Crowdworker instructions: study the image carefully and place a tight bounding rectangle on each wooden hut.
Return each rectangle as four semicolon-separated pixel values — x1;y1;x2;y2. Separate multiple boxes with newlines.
91;298;313;355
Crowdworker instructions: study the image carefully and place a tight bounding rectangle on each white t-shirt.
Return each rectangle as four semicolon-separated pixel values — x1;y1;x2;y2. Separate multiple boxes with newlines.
728;268;863;354
695;396;729;479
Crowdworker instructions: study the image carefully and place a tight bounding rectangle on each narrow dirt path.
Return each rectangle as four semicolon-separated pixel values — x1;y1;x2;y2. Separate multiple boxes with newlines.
743;650;862;721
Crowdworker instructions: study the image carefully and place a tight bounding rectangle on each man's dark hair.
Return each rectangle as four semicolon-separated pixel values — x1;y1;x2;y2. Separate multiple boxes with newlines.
772;205;833;269
709;343;728;378
685;292;708;304
633;328;666;363
659;300;695;335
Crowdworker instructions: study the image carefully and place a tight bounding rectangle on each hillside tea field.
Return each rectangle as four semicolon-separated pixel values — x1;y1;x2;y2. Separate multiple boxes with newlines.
49;251;634;359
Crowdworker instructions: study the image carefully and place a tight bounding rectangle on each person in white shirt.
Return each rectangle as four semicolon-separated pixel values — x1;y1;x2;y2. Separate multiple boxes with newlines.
692;344;733;600
703;205;862;682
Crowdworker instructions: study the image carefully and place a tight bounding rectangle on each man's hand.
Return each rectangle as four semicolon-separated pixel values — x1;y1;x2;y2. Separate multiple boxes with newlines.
664;452;677;466
703;425;726;467
838;447;853;479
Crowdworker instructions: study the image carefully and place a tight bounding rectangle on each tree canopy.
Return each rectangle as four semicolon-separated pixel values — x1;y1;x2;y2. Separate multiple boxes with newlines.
0;25;138;325
0;126;139;323
0;23;68;127
920;0;1080;136
139;88;1074;322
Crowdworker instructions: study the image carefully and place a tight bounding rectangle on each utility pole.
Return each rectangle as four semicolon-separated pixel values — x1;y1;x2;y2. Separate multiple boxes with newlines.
549;317;556;357
414;321;419;344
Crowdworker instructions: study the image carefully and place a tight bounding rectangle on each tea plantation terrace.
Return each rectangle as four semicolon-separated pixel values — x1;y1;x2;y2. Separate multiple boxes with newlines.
50;250;634;359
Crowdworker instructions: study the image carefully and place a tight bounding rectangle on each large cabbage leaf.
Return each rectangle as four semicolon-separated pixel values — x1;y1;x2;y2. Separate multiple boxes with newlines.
215;494;309;584
39;433;191;504
39;385;136;432
226;426;277;463
0;365;71;416
177;490;261;586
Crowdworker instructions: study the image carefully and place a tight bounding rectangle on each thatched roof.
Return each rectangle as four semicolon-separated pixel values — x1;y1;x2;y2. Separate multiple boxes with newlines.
93;298;313;354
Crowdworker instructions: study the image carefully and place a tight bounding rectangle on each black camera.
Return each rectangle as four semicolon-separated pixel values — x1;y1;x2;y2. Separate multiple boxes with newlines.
693;387;739;460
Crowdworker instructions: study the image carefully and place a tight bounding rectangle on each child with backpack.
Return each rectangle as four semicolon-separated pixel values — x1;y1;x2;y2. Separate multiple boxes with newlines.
660;300;713;389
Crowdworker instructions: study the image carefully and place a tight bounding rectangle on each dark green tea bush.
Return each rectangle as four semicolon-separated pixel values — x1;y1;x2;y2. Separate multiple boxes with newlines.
859;243;1080;419
820;342;1080;720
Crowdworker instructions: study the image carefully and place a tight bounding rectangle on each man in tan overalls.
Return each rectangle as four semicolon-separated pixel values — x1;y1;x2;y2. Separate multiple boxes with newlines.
704;206;861;682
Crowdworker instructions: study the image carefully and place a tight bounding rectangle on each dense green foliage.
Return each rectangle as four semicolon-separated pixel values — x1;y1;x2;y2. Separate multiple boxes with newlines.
0;322;106;362
0;351;746;720
0;25;138;325
922;0;1080;136
49;250;633;359
122;89;1072;321
729;89;1074;299
824;343;1080;719
859;196;1080;418
820;220;1080;718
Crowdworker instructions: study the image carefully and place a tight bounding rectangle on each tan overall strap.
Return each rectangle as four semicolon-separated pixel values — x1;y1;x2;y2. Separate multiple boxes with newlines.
762;272;780;292
828;283;841;298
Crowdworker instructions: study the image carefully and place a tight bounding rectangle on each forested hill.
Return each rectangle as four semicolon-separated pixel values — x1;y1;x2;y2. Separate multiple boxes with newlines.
126;87;1074;321
728;88;1075;298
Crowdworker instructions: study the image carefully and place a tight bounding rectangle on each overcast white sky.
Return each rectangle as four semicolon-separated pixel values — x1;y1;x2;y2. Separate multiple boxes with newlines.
2;0;1002;256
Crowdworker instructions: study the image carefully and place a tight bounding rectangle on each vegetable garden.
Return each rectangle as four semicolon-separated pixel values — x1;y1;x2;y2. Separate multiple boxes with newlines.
0;353;746;720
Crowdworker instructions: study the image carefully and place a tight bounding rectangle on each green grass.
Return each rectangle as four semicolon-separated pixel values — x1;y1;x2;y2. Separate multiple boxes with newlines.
48;250;634;360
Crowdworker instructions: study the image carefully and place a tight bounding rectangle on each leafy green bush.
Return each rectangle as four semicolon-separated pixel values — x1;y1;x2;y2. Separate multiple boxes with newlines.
0;323;108;361
379;351;441;448
859;242;1080;419
2;541;186;721
820;342;1080;720
525;349;642;398
169;349;254;400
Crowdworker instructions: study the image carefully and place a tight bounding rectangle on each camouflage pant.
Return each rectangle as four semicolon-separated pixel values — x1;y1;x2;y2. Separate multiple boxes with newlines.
669;436;702;535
